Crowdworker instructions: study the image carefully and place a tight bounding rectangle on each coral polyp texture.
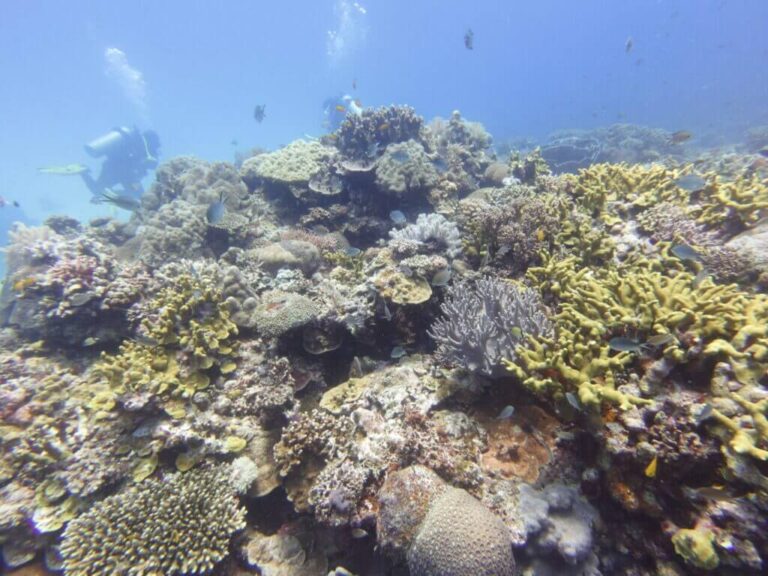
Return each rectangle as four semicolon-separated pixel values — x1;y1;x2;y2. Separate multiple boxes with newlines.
60;467;245;576
4;105;768;575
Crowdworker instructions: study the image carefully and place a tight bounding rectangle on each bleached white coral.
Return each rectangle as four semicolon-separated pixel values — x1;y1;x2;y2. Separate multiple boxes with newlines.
389;213;462;259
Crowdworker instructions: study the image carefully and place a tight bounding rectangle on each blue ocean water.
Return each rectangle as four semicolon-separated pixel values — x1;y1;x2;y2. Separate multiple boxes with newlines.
1;0;766;240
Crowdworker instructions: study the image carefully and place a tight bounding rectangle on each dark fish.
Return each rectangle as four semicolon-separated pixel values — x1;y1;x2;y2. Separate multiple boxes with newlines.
431;268;452;287
671;243;703;262
496;405;515;420
389;210;407;224
464;28;474;50
608;337;644;353
253;104;266;123
694;403;714;425
0;196;19;208
344;246;361;257
382;299;392;321
390;346;407;359
675;174;707;191
758;146;768;158
351;528;368;539
669;130;692;144
390;149;410;163
350;356;364;378
230;139;238;146
625;36;633;53
352;78;357;90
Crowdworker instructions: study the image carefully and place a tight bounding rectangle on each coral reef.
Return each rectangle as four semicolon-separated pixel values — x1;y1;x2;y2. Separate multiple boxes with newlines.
61;467;245;575
335;105;426;159
388;213;462;259
374;141;438;195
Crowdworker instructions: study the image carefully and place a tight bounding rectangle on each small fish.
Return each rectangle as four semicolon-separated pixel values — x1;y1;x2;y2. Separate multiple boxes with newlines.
335;104;347;113
565;392;581;411
399;265;414;277
38;163;89;175
536;228;545;242
389;210;407;224
377;122;389;132
390;149;410;163
644;455;658;478
496;405;515;420
94;189;141;211
82;337;100;347
669;130;692;144
645;333;676;348
206;199;226;224
253;104;266;123
670;243;703;262
758;146;768;158
509;326;523;339
230;139;238;146
132;333;160;347
382;299;392;321
351;528;368;539
464;28;474;50
366;142;380;158
69;293;95;307
625;36;633;53
692;268;711;288
350;356;364;378
431;157;448;173
674;174;707;191
390;346;407;359
0;196;19;208
354;98;362;108
431;268;452;287
344;246;361;257
352;78;357;90
682;484;731;502
608;336;644;353
694;403;714;425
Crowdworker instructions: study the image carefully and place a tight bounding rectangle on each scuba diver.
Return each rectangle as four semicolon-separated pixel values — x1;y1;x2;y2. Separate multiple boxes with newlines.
81;126;160;200
38;126;160;209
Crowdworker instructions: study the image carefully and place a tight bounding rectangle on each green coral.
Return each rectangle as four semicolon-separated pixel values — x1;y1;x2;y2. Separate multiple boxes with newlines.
253;290;319;338
61;467;245;576
91;275;238;406
671;526;719;570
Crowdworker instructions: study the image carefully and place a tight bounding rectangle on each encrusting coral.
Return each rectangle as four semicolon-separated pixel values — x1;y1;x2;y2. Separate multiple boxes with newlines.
60;467;245;576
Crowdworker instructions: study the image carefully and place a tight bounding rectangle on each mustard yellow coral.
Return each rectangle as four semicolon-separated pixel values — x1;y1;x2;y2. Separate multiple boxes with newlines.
691;171;768;229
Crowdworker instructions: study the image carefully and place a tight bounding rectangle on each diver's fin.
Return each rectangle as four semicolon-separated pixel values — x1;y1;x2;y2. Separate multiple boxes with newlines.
38;163;89;176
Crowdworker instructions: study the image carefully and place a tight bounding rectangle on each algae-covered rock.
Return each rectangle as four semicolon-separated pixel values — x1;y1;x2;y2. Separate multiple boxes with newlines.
253;240;321;275
375;141;438;195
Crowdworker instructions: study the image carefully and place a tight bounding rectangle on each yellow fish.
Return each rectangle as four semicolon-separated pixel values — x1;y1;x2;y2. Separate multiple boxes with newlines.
536;228;545;242
335;104;346;113
644;455;658;478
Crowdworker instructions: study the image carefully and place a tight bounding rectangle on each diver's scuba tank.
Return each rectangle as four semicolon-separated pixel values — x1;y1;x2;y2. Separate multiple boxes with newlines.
84;127;132;158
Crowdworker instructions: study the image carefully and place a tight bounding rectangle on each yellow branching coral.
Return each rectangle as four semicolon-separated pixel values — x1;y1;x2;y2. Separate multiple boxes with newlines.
91;275;238;405
565;162;689;225
690;171;768;229
505;255;768;433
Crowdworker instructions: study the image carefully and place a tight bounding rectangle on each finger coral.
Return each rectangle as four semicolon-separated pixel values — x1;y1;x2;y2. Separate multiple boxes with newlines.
61;467;245;576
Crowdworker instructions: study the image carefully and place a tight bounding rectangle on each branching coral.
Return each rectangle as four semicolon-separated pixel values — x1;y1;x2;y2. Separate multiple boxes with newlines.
430;277;552;377
61;467;245;576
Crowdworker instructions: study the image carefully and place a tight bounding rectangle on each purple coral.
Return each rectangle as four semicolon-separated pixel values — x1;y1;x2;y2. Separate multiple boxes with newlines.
429;277;552;377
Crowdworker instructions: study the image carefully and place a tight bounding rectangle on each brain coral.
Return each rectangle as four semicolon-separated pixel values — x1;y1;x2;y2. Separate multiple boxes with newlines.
61;467;245;576
408;486;515;576
377;465;515;576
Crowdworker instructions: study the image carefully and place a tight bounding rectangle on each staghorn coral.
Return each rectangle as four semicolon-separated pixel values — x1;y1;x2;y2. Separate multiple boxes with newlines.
61;467;245;576
374;141;439;196
430;277;552;377
690;170;768;231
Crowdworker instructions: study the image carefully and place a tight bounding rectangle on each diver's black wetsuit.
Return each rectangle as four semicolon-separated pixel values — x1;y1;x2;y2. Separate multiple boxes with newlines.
81;127;159;199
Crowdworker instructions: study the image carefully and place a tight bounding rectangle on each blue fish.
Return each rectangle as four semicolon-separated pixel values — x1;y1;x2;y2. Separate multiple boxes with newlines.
496;405;515;420
671;243;703;263
389;210;407;224
431;268;452;287
390;346;407;359
674;174;707;191
390;149;410;163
